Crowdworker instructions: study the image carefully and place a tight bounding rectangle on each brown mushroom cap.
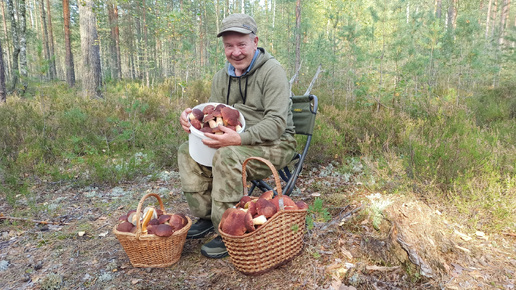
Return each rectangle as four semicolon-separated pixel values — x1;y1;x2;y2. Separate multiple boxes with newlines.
116;221;134;233
220;208;248;236
158;214;172;224
215;104;227;111
154;224;175;237
247;201;257;217
295;201;309;210
149;218;160;226
156;209;164;216
272;195;298;211
202;105;215;115
200;126;213;133
168;214;187;231
244;211;255;233
237;196;252;209
190;118;202;130
255;198;277;218
190;108;204;122
259;190;274;200
118;214;128;222
147;224;157;235
221;107;240;126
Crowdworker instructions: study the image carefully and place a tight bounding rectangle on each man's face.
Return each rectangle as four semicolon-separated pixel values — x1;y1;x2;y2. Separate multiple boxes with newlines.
222;32;258;76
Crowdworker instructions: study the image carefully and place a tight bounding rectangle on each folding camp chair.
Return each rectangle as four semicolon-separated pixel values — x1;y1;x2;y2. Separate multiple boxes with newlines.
248;94;318;196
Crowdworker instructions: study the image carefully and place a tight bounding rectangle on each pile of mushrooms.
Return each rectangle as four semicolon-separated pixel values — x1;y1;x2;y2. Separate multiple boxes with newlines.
116;207;188;237
189;104;242;134
220;191;308;236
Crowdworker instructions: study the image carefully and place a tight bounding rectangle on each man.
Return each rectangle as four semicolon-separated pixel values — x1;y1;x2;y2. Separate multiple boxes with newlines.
178;13;296;259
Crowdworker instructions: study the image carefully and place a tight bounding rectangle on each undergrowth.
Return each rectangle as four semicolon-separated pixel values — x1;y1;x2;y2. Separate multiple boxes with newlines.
1;79;515;233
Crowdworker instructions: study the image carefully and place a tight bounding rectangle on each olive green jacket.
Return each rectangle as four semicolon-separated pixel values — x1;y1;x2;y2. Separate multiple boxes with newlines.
209;47;295;145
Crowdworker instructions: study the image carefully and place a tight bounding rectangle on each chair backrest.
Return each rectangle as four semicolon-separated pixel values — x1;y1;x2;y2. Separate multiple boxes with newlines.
248;94;318;196
281;94;318;195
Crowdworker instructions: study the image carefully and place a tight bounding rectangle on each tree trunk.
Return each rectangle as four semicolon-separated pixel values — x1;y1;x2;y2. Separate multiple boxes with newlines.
63;0;75;86
436;0;442;19
1;2;11;80
294;0;301;83
486;0;493;39
79;0;102;99
0;39;6;103
499;0;511;45
40;0;52;79
19;0;27;93
45;0;57;79
6;0;19;92
108;2;121;80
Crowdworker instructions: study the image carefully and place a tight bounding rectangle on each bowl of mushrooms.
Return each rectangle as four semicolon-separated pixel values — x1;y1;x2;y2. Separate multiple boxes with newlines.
188;103;245;167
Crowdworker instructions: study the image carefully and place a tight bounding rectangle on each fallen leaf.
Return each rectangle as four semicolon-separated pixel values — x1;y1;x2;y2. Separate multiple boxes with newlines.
78;231;86;237
311;192;321;197
131;279;142;285
98;231;108;237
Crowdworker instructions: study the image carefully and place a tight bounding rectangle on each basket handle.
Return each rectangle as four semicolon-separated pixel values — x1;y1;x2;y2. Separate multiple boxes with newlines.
242;156;283;198
134;193;166;238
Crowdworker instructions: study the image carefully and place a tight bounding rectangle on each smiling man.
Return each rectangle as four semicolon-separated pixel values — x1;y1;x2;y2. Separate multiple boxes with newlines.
177;13;296;259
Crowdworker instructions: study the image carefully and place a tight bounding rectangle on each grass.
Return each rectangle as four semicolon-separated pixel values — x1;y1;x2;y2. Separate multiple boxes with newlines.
1;78;516;234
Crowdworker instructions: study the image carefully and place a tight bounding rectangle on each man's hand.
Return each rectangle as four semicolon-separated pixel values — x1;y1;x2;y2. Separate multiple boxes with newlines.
180;108;193;133
202;125;242;148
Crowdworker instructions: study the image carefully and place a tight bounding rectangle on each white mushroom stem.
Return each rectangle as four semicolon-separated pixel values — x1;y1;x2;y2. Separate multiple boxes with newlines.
216;117;223;126
252;215;267;225
209;119;218;128
188;113;196;120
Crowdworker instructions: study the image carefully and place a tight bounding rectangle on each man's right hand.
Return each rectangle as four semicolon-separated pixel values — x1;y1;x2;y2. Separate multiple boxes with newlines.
180;108;193;133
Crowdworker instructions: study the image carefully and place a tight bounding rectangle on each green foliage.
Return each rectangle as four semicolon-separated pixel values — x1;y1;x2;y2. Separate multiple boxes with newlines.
306;198;332;230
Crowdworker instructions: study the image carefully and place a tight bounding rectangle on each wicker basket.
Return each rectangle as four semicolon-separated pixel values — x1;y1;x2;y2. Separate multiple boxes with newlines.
113;193;191;268
219;156;307;275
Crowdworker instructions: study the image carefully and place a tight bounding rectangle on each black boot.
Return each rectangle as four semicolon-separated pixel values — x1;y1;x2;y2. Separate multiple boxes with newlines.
186;219;214;239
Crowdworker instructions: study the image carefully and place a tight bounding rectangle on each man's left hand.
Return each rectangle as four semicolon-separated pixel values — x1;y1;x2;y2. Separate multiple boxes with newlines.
202;125;242;148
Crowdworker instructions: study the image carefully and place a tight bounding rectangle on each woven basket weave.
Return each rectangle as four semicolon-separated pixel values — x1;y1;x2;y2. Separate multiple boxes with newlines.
219;156;307;275
113;193;191;268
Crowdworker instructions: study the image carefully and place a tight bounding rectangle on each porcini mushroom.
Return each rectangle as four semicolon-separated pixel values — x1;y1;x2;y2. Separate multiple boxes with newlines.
255;198;277;218
190;118;202;130
154;224;174;237
271;195;298;211
221;107;240;126
259;190;274;200
220;208;248;236
168;214;187;231
116;221;134;232
295;201;309;210
158;214;172;224
202;105;215;115
189;108;204;122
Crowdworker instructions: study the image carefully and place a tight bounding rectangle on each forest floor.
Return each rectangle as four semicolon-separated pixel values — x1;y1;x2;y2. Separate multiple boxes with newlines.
0;162;515;289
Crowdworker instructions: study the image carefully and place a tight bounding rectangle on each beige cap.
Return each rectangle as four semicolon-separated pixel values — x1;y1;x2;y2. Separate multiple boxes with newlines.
217;13;258;37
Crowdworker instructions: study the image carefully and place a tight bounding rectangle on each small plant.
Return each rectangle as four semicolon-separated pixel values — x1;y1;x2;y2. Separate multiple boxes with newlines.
306;197;332;230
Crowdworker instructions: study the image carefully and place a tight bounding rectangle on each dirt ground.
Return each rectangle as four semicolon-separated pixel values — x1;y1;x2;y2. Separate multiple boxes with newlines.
1;163;515;289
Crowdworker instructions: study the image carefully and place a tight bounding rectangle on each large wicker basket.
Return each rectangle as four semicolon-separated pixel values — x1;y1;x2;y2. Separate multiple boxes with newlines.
113;193;191;268
219;156;307;275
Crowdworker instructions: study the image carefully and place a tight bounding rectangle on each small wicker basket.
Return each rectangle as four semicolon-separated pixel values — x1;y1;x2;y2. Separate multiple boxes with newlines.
113;193;191;268
219;156;307;275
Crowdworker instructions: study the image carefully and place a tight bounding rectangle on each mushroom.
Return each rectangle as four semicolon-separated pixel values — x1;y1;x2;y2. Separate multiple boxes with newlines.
127;211;140;226
158;214;172;224
295;201;309;210
243;211;255;233
189;108;204;122
147;224;157;235
252;215;267;226
116;221;134;232
215;104;227;111
203;113;218;129
259;190;274;200
221;107;240;126
200;126;213;133
202;104;215;115
220;208;248;236
271;195;298;211
154;224;175;237
255;198;277;218
190;118;202;130
118;214;128;222
168;214;188;231
149;218;160;226
212;110;224;127
237;196;252;209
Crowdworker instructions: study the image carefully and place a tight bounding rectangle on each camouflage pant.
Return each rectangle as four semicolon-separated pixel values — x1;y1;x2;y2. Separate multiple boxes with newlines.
177;134;297;233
